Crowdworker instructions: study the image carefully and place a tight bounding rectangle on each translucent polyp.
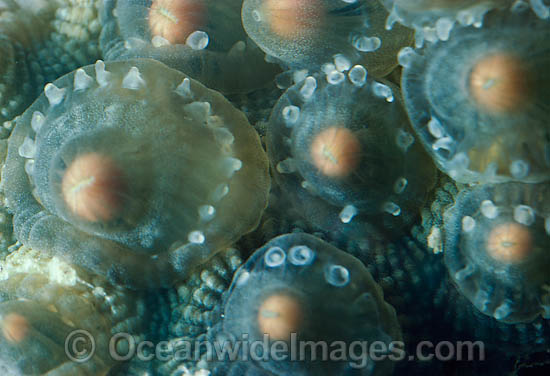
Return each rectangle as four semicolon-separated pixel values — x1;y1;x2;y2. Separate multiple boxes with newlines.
1;59;270;288
219;233;402;376
443;182;550;323
401;7;550;183
100;0;280;93
241;0;413;76
267;69;436;236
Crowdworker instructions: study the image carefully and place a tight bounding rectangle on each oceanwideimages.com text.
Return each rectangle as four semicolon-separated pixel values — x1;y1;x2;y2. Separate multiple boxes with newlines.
65;330;486;368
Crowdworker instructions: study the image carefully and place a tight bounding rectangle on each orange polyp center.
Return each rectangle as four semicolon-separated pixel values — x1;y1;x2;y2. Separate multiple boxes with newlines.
61;153;125;222
264;0;323;39
149;0;206;45
469;53;531;113
486;222;533;263
310;126;362;178
258;294;303;341
2;313;29;343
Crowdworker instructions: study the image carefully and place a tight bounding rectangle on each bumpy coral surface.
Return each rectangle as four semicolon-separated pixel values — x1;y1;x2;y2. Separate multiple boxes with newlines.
0;0;101;123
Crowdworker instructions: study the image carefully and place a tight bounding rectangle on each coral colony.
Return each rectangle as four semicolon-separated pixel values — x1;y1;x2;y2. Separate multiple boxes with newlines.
0;0;549;375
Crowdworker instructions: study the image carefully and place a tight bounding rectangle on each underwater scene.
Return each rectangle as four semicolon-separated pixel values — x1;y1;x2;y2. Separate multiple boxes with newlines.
0;0;549;375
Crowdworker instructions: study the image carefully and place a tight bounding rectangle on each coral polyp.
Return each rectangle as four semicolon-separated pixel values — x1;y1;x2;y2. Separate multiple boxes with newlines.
242;0;413;77
0;245;147;375
100;0;280;93
443;182;550;323
1;58;270;287
400;7;550;183
268;68;436;236
216;233;402;376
